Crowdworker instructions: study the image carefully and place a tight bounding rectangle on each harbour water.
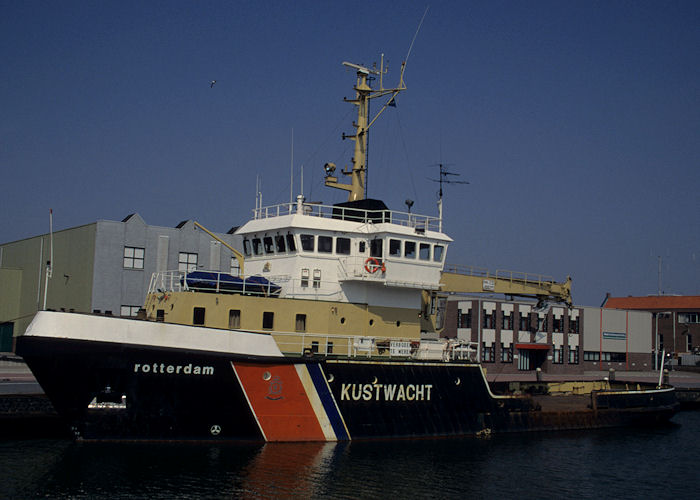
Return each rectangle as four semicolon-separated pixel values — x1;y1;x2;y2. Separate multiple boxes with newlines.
1;411;698;499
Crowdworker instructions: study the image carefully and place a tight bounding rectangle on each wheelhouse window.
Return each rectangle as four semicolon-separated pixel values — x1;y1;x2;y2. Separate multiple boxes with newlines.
433;245;444;262
389;239;401;257
251;238;263;255
274;235;286;252
336;237;351;255
243;239;251;257
263;236;274;254
370;238;383;258
123;247;145;269
300;234;315;252
318;236;332;253
286;233;296;252
178;252;198;272
404;241;416;259
419;243;430;260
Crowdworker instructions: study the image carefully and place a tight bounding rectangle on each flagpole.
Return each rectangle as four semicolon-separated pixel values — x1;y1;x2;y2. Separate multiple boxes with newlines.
42;209;53;310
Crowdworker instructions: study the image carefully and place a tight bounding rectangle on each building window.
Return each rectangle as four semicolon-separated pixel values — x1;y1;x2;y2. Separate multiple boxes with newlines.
500;343;513;363
568;346;579;364
296;314;307;332
553;317;562;333
659;334;664;350
482;342;495;363
300;234;315;252
262;311;274;330
679;313;699;324
483;311;494;329
519;312;530;331
569;316;580;334
120;305;140;317
318;236;332;253
179;252;198;272
688;334;693;352
300;268;309;287
229;309;241;329
336;237;351;255
312;269;321;288
123;247;145;269
230;257;240;276
553;345;563;364
583;351;600;362
458;309;472;329
502;312;512;330
193;307;205;325
536;316;545;331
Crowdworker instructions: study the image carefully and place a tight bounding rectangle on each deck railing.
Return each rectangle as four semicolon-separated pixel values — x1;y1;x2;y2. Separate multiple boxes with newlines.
442;264;557;287
253;202;442;232
265;330;478;362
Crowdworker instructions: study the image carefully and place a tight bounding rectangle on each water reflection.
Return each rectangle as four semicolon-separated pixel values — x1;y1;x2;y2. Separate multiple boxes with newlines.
0;414;695;499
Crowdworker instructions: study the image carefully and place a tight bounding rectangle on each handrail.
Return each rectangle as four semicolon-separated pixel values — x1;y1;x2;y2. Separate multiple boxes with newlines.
252;202;442;232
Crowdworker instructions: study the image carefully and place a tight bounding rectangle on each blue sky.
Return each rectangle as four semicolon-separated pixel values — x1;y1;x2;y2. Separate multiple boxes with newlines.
2;0;698;306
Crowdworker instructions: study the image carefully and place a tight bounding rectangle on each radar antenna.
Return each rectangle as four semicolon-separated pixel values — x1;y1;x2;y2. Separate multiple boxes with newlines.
427;163;469;231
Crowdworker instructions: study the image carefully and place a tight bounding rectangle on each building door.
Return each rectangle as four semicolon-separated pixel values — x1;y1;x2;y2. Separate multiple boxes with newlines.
518;349;530;370
0;322;13;352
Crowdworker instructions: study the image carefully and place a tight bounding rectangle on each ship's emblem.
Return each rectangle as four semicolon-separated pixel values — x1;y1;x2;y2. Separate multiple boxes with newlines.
210;424;221;436
266;376;283;400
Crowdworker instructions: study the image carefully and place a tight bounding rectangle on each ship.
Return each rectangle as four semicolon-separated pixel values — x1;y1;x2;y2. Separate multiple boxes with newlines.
16;56;678;441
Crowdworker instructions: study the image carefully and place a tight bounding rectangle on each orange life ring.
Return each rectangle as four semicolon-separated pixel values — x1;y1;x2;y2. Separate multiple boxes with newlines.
365;257;382;273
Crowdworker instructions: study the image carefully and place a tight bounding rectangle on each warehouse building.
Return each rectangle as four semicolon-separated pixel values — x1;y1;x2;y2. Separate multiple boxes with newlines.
603;294;700;368
0;214;239;351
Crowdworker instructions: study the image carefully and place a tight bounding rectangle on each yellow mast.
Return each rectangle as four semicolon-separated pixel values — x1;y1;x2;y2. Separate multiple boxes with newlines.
324;56;406;201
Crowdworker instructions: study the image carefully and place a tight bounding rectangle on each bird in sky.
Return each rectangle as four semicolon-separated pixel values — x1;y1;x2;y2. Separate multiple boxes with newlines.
209;80;217;88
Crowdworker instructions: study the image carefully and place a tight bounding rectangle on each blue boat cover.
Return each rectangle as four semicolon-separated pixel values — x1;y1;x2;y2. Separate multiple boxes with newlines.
183;271;281;296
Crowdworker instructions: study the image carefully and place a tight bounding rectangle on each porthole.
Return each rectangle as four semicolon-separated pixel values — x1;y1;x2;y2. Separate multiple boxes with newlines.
340;317;346;324
262;371;271;381
396;321;401;327
369;319;374;326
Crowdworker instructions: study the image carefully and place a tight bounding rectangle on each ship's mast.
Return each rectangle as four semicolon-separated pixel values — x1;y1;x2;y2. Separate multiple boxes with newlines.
324;55;406;201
